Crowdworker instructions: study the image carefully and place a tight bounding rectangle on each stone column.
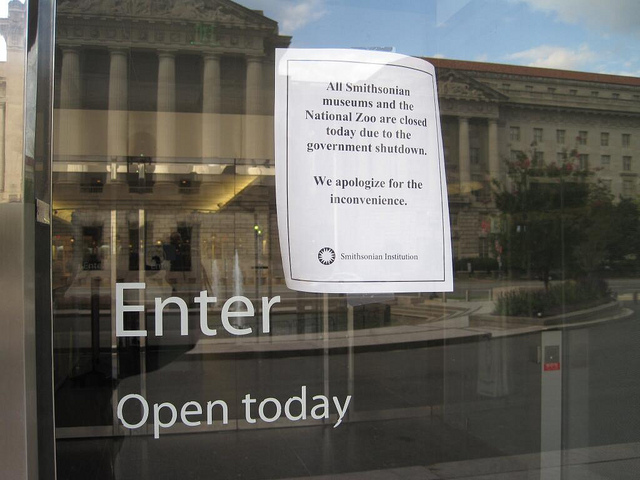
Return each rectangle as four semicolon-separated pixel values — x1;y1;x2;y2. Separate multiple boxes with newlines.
156;51;176;159
458;116;471;193
245;56;263;115
60;47;81;109
488;118;500;181
0;103;5;187
202;54;221;160
59;47;82;157
108;49;128;170
244;56;263;160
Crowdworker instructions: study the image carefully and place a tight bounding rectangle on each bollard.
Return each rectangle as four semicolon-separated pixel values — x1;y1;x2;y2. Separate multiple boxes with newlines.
91;277;101;369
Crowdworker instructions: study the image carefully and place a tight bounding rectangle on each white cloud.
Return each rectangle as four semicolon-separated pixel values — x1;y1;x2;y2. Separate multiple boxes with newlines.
513;0;640;35
605;68;640;78
432;53;446;59
600;56;640;77
505;44;598;70
436;0;472;27
279;0;327;34
242;0;327;34
1;0;25;18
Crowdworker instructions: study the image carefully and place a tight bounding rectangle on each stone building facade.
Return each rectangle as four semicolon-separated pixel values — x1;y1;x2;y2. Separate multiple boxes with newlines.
52;0;290;299
428;58;640;259
50;0;640;294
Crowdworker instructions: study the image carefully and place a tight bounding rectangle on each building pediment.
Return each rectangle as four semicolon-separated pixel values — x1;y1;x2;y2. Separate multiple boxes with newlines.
437;71;507;103
57;0;278;30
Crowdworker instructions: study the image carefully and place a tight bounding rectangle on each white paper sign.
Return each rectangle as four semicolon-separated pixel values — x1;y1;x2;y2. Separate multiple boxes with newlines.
275;49;453;293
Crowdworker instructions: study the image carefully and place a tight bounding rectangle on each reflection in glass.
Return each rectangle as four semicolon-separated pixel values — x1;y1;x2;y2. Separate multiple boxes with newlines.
51;0;640;479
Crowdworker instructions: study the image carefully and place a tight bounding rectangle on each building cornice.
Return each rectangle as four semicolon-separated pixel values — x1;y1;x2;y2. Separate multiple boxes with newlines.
57;16;279;56
425;57;640;88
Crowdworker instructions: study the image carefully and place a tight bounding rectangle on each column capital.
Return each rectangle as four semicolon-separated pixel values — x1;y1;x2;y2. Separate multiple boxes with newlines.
203;53;221;61
245;55;264;64
158;50;177;59
59;44;80;54
109;47;128;57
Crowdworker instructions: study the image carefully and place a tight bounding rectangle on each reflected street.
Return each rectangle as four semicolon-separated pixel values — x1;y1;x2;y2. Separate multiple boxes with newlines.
56;286;640;479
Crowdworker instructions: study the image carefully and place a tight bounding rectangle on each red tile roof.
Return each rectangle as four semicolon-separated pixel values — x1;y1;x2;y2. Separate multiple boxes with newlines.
423;57;640;87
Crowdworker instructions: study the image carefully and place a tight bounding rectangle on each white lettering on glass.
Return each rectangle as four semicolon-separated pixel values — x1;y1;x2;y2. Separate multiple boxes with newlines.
116;386;352;438
114;282;280;338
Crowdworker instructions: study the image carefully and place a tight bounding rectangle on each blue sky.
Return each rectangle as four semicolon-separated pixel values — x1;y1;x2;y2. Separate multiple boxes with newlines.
1;0;637;76
241;0;640;77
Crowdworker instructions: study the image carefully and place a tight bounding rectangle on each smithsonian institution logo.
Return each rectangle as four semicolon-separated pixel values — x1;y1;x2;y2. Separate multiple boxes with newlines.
317;247;336;265
318;247;418;265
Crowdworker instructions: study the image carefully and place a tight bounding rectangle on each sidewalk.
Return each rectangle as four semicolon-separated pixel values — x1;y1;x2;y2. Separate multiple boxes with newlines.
285;441;640;479
189;299;632;356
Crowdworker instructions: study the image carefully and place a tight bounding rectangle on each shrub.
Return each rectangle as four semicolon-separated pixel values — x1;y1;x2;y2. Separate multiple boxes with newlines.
493;277;611;317
455;257;499;273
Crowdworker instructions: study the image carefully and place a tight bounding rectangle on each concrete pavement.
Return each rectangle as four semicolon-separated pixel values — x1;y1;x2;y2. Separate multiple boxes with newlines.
285;441;640;479
189;297;633;356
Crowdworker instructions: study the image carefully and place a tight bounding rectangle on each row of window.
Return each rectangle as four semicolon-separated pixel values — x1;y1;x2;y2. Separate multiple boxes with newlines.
601;178;637;198
600;132;633;147
509;150;633;171
600;155;634;171
510;127;632;147
501;83;638;100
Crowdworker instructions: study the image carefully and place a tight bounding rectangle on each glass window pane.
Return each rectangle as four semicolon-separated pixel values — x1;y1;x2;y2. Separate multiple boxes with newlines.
49;1;640;479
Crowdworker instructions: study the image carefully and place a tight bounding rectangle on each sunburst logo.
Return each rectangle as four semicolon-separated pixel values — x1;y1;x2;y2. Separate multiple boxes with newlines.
317;247;336;265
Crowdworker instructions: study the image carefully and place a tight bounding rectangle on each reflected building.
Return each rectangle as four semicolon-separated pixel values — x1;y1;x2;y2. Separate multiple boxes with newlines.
51;0;640;287
50;0;640;438
53;0;290;307
429;58;640;259
0;0;27;204
2;0;636;478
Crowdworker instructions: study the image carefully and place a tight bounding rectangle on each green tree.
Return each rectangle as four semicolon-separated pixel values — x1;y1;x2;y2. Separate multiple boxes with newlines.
573;181;615;274
494;150;608;289
608;197;640;263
